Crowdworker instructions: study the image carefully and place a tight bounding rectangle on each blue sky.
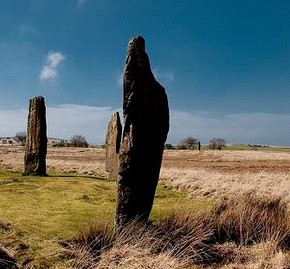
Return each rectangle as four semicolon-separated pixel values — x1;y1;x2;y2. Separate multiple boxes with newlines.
1;0;290;145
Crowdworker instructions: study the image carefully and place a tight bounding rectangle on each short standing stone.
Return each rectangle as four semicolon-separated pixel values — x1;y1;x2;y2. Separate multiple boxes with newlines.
24;96;47;176
105;112;122;180
116;36;170;228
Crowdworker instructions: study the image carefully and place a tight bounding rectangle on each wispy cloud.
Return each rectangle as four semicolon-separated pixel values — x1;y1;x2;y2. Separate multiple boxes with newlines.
0;105;117;144
47;104;116;143
18;23;38;38
77;0;86;6
117;72;123;87
0;105;289;146
0;108;27;136
39;51;65;81
169;110;290;146
153;68;175;82
0;104;120;144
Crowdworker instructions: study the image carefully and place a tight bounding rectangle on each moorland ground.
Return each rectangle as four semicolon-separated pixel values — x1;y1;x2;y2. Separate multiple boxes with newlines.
1;145;290;268
2;145;290;202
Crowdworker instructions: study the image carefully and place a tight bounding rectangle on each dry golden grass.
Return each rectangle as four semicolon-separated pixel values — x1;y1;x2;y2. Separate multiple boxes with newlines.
0;146;107;178
2;146;290;268
2;146;290;204
67;221;191;269
160;149;290;204
66;195;290;269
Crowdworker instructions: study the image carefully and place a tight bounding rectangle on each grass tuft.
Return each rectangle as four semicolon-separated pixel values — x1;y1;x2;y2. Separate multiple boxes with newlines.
213;194;290;247
67;195;290;268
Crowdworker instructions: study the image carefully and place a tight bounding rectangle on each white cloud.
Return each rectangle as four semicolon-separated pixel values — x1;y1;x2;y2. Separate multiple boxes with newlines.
0;108;27;136
0;105;289;146
46;52;65;67
117;72;123;87
39;51;65;81
0;104;119;144
152;68;175;82
169;110;290;146
40;66;57;80
18;24;38;37
47;104;117;143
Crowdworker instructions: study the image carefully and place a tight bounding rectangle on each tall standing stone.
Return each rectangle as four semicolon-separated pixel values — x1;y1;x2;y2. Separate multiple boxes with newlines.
105;112;122;180
24;96;47;176
116;36;170;228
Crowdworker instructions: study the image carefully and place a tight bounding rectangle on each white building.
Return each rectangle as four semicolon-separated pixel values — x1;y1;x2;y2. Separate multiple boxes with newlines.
0;137;20;145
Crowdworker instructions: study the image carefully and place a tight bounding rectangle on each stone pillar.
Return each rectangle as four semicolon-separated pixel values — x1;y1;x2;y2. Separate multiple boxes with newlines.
24;96;47;176
105;112;122;180
115;36;170;228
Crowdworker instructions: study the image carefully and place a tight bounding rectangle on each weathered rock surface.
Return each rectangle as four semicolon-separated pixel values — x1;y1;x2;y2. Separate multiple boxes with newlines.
105;112;122;180
24;96;47;176
116;36;170;227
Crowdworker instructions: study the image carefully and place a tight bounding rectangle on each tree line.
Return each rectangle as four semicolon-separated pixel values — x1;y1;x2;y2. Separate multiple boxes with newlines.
15;132;226;150
14;132;89;148
165;136;226;150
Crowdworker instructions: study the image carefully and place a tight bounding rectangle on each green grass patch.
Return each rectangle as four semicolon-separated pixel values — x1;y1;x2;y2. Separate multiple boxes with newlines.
0;167;209;268
200;143;290;151
152;186;210;221
227;144;290;151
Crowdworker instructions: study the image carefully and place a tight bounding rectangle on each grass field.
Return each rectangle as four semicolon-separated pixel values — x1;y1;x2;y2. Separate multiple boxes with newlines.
0;148;208;268
161;148;290;202
1;146;290;268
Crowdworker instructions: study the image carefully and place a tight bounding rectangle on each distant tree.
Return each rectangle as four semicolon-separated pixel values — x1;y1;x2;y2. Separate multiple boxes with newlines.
178;136;200;150
209;137;226;150
15;131;26;146
70;135;88;148
164;143;173;149
52;140;68;147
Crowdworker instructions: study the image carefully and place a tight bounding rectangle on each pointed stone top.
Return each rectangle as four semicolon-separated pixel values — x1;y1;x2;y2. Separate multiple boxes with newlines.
128;35;145;52
31;96;44;101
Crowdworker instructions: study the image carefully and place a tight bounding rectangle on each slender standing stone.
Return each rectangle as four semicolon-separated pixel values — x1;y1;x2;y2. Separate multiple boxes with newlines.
24;96;47;176
116;36;170;228
105;112;122;180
